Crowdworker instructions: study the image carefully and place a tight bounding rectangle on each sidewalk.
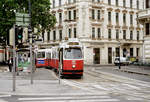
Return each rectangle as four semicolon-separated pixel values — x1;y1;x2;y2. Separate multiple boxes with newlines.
85;64;150;76
114;65;150;76
0;66;86;95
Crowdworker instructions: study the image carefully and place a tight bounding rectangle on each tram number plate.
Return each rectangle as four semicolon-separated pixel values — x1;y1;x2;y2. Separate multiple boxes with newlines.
38;60;45;64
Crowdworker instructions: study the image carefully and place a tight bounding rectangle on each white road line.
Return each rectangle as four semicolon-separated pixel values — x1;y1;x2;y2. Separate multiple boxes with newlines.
0;95;11;98
93;85;110;91
18;96;111;101
123;84;141;90
0;99;8;102
22;99;120;102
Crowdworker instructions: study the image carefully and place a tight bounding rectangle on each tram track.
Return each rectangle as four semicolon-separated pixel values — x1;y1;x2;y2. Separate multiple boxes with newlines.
63;68;150;101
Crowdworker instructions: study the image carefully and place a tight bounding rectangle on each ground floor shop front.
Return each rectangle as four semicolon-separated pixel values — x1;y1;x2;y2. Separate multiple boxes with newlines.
83;41;143;65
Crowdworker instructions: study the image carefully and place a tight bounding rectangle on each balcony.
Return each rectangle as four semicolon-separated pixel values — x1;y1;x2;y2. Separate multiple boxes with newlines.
138;8;150;23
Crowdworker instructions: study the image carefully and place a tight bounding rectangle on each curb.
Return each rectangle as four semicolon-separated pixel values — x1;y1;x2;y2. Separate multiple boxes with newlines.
115;69;150;76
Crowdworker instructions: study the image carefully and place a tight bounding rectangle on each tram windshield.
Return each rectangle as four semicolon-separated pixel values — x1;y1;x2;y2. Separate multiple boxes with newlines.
64;48;82;59
37;52;45;58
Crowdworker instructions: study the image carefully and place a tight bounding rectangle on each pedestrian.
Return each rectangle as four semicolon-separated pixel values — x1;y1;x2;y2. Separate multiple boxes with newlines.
8;58;13;72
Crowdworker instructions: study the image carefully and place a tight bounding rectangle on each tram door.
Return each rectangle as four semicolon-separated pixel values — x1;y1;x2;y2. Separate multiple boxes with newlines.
59;49;63;70
93;48;100;64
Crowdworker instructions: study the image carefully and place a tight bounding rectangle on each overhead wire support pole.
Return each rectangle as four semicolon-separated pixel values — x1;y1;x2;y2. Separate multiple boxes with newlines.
13;24;16;91
28;0;33;84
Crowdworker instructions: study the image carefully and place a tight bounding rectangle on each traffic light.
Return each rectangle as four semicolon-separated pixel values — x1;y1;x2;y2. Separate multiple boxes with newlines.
15;27;23;45
18;28;23;40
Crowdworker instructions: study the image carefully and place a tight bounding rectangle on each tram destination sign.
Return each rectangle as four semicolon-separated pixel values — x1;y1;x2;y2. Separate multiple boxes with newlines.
16;12;30;27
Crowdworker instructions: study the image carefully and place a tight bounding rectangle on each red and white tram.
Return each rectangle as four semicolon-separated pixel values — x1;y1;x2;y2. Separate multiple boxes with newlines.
51;38;84;77
36;49;52;68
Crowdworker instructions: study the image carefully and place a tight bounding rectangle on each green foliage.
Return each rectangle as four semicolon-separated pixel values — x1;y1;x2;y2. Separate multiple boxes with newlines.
0;0;56;44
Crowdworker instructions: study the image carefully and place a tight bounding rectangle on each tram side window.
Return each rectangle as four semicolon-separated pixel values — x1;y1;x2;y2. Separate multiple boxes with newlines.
37;52;45;58
64;48;82;59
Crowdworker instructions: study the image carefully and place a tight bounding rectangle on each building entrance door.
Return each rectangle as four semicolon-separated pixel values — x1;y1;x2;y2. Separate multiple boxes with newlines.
108;47;112;64
93;48;100;64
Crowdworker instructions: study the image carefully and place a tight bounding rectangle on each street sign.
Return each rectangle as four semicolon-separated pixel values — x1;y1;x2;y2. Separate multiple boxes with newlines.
16;12;30;27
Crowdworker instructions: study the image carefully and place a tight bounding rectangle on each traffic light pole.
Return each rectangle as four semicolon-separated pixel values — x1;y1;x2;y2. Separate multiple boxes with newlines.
28;0;33;84
13;24;16;91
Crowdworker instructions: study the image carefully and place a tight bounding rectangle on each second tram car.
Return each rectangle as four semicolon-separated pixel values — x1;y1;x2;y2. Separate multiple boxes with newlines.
36;49;52;68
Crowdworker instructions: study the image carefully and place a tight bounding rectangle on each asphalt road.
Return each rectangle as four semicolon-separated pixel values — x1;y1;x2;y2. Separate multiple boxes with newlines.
0;66;150;102
94;65;150;82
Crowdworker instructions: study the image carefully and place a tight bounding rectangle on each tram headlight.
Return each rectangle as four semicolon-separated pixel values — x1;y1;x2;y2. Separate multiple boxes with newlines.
72;65;76;68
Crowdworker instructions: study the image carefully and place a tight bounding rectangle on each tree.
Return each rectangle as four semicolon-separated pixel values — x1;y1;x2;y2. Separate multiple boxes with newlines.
0;0;56;45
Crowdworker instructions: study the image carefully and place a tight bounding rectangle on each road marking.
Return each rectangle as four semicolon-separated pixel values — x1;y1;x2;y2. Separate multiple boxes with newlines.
93;85;110;91
0;95;11;98
123;84;141;90
22;99;120;102
0;99;8;102
19;96;111;101
126;96;144;101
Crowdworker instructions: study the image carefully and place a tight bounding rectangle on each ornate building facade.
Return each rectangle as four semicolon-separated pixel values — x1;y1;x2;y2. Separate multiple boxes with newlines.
40;0;144;65
138;0;150;62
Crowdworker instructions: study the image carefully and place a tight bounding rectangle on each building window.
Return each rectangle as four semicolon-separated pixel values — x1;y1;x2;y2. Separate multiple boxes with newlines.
59;30;62;41
108;29;111;39
116;48;120;57
116;13;119;24
59;13;62;24
92;9;95;19
73;10;76;20
137;14;139;25
137;0;139;9
146;0;150;8
68;0;71;4
53;0;55;8
73;0;76;3
108;0;111;5
123;30;126;39
130;14;133;25
130;31;133;40
116;29;119;40
97;28;101;38
137;31;139;40
74;28;77;38
47;31;50;41
68;11;71;20
130;0;133;8
130;48;133;57
97;10;101;20
59;0;62;6
108;12;111;22
53;30;56;41
136;48;139;57
92;27;95;39
146;23;150;35
123;14;126;25
69;28;71;38
123;0;126;7
116;0;118;6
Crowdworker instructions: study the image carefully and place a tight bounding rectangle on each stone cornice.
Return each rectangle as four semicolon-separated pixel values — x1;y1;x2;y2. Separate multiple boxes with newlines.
122;10;127;14
115;9;120;13
57;9;63;12
107;8;113;12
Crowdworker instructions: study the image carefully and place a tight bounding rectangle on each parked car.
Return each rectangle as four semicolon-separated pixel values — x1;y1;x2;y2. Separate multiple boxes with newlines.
114;57;130;66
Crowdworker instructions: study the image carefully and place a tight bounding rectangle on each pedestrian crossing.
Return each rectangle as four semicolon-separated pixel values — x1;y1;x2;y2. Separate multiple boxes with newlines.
18;94;120;102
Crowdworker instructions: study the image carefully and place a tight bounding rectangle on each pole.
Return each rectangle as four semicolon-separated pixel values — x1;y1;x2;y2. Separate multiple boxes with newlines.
119;43;121;69
28;0;33;84
13;24;16;91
